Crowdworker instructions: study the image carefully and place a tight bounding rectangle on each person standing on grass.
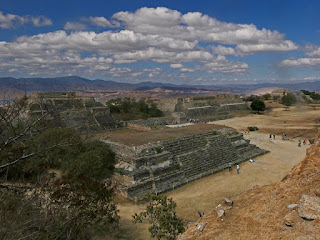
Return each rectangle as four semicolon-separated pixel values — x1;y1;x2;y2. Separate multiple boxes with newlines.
236;164;240;174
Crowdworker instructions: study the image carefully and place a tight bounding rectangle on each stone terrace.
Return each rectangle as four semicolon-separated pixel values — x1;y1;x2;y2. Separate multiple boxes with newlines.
100;124;228;146
102;124;268;200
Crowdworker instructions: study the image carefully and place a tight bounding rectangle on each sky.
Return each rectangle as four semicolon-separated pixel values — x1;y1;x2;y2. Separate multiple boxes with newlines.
1;0;320;85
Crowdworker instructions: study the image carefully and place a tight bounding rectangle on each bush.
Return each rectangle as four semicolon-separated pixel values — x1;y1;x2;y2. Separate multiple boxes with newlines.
243;95;261;102
62;140;115;180
301;90;320;100
3;128;116;183
2;128;81;181
133;194;185;240
281;93;296;106
247;126;259;131
155;147;163;154
261;93;271;100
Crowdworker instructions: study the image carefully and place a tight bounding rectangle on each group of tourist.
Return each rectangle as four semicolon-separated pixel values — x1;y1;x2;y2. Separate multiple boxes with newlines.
269;134;276;140
298;139;308;147
228;163;240;174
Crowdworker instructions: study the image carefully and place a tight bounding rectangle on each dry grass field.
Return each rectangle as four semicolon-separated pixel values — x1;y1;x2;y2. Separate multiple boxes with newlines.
109;106;320;240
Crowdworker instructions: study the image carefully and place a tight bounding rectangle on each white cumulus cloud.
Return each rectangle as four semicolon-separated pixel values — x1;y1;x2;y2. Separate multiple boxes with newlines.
0;7;301;83
0;10;52;29
64;22;87;31
89;16;120;28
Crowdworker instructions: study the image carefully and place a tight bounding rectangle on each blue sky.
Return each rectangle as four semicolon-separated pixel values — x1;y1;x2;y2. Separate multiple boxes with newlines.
1;0;320;85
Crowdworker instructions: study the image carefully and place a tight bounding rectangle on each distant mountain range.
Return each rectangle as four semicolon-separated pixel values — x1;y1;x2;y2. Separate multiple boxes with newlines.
1;76;320;95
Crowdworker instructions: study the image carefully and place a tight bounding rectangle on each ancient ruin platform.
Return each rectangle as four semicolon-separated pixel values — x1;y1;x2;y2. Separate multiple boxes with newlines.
103;124;269;200
28;92;120;132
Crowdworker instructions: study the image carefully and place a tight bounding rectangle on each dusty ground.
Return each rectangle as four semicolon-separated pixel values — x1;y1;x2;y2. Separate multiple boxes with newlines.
112;106;320;240
180;126;320;240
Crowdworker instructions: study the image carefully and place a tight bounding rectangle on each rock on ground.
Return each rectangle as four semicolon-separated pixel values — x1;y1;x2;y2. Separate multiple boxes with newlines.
284;210;300;227
298;194;320;220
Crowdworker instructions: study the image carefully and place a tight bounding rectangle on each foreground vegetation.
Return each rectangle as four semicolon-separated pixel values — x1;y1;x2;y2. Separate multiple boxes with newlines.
133;194;185;240
0;97;119;239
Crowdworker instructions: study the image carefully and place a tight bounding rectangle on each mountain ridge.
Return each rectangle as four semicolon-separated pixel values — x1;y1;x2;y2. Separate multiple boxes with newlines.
1;76;320;93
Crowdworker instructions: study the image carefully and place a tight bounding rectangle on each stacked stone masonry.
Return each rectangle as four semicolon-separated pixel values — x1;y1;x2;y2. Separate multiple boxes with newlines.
28;92;120;132
156;95;249;121
108;130;268;200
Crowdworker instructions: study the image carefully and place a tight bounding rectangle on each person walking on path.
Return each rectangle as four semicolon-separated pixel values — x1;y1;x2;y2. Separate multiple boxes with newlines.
273;134;275;140
298;140;301;147
228;163;232;171
236;164;240;174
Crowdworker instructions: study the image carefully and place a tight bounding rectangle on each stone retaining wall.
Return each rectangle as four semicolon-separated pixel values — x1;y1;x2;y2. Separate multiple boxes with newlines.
125;117;172;127
156;95;249;120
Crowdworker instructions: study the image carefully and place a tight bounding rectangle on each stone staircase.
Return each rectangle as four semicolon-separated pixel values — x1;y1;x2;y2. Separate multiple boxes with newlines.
119;131;268;200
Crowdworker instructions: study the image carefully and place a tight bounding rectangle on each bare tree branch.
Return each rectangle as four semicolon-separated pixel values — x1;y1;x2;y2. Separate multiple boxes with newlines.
0;110;49;153
0;143;74;170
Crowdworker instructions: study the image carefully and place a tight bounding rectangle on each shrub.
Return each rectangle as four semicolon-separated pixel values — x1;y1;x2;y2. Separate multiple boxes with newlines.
133;194;185;240
301;90;320;100
247;126;259;131
281;93;297;106
261;93;271;100
155;147;163;154
243;95;261;102
62;140;115;180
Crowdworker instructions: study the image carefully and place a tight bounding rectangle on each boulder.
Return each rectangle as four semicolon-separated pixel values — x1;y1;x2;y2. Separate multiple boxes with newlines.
215;204;225;218
224;198;233;206
315;189;320;197
298;195;320;220
221;198;233;209
287;204;298;210
284;210;300;227
195;222;207;235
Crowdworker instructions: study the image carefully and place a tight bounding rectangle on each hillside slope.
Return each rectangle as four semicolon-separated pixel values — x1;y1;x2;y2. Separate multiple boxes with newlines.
179;140;320;240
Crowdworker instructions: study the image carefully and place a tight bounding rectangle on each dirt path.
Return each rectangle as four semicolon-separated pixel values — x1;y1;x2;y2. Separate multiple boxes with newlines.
114;106;319;240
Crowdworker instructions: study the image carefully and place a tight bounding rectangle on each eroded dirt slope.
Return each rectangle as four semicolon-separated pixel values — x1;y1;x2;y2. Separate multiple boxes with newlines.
179;139;320;240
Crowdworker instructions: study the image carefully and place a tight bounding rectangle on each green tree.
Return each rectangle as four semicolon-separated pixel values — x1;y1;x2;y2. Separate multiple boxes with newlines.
149;102;164;117
138;98;149;113
243;95;261;102
250;99;266;113
133;194;185;240
281;92;297;106
121;97;131;113
62;140;115;180
19;128;81;182
262;93;271;100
